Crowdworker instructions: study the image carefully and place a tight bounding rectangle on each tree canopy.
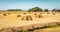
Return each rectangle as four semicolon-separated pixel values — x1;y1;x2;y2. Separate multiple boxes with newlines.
44;9;49;12
6;7;60;12
52;9;60;12
28;7;43;12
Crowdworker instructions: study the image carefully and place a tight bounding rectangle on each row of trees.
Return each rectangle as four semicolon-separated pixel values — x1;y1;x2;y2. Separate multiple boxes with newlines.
27;7;49;12
7;9;22;11
7;7;60;12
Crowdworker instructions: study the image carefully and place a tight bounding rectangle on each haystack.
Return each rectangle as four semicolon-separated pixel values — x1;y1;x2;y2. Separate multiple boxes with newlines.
22;16;32;21
34;13;37;15
8;13;10;15
3;13;7;16
17;15;21;17
36;14;42;18
24;13;26;15
52;13;55;15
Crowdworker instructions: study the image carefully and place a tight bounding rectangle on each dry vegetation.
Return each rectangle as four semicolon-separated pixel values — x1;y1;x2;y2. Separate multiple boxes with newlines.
0;11;60;32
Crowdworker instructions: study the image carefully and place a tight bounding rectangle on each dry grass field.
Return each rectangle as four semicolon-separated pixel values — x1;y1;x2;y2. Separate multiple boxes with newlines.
0;11;60;32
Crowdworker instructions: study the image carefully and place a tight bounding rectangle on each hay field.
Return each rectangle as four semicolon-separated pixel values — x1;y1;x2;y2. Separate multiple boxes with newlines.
0;11;60;32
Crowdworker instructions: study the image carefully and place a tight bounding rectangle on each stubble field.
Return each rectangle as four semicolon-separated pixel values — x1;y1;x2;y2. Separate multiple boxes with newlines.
0;11;60;32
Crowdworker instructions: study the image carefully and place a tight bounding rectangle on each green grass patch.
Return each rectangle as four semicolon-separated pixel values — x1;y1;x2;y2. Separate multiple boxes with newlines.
50;23;59;28
21;29;28;32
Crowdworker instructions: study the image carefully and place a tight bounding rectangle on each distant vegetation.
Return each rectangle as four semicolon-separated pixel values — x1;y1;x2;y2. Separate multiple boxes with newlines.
44;9;49;12
52;9;60;12
7;9;22;11
6;7;60;12
27;7;42;12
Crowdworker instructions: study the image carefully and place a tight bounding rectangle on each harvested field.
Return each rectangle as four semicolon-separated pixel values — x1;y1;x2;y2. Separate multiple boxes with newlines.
0;11;60;32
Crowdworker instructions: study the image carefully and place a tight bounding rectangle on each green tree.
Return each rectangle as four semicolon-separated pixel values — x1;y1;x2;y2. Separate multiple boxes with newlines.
28;7;43;12
52;9;57;12
27;9;32;12
52;9;60;12
44;9;49;12
7;9;22;11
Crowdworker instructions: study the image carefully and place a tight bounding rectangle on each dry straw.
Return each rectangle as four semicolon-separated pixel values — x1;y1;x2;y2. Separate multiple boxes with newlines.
3;13;7;16
17;15;21;17
22;16;32;21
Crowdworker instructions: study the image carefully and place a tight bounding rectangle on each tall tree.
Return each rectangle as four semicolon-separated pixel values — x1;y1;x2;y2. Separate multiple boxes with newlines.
28;7;43;12
44;9;49;12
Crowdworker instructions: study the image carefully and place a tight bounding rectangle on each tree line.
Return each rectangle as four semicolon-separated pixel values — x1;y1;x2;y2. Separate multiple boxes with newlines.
7;7;60;12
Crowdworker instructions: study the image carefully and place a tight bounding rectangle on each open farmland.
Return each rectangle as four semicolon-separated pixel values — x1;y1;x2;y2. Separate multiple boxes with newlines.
0;11;60;32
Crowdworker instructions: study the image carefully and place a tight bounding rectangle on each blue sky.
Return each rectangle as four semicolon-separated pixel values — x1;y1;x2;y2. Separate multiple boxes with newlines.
0;0;60;10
